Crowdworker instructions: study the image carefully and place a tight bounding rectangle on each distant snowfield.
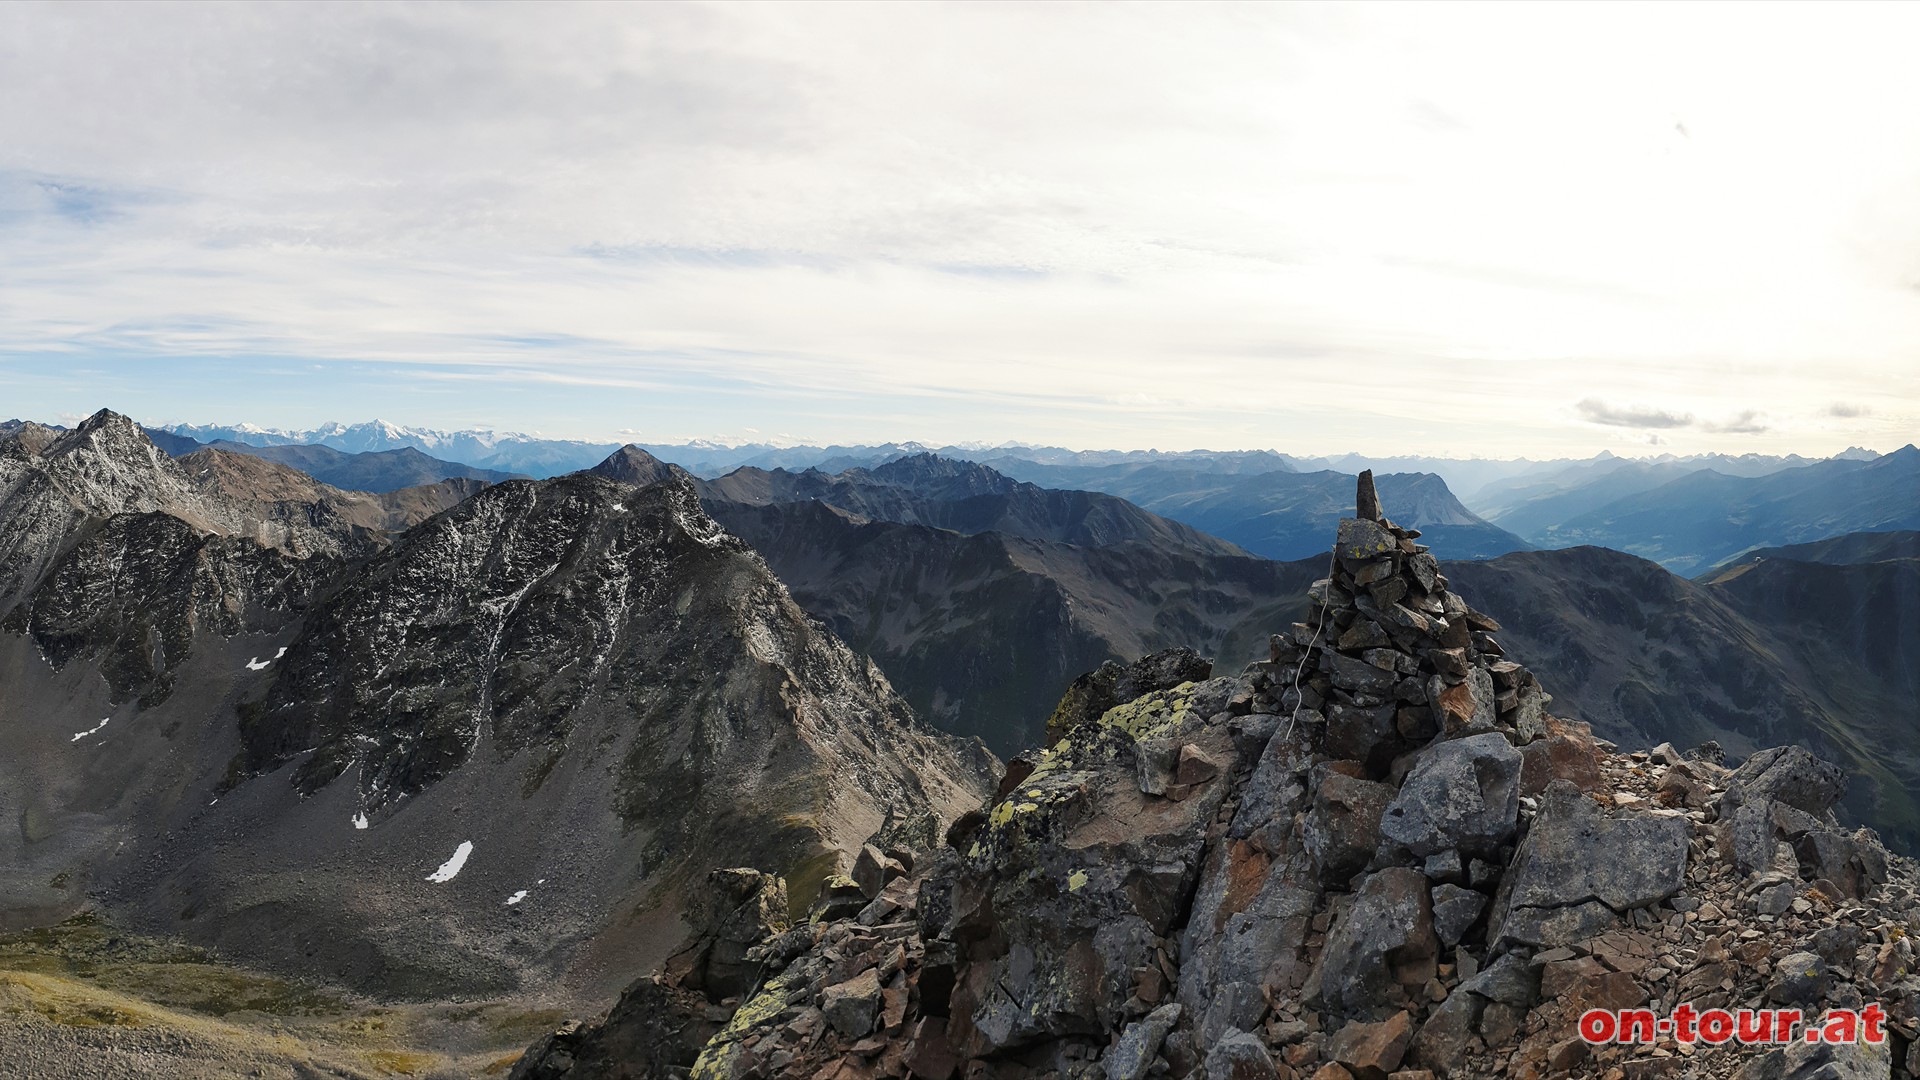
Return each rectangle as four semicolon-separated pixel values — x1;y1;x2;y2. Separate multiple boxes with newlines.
71;718;109;742
352;812;369;830
505;890;528;906
425;841;473;883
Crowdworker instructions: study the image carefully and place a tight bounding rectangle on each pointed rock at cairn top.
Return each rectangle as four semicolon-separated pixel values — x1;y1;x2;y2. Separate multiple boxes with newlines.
1356;469;1382;521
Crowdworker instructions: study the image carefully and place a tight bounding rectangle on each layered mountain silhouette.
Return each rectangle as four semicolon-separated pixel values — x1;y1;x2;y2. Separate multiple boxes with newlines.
979;459;1530;560
173;435;525;492
0;411;991;1003
701;452;1248;558
157;419;624;477
1506;447;1920;574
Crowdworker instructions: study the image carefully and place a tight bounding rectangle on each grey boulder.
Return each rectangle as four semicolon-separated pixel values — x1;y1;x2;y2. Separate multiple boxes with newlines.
1379;732;1521;859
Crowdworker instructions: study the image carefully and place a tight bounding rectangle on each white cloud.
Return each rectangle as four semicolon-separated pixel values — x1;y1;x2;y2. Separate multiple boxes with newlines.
0;2;1916;454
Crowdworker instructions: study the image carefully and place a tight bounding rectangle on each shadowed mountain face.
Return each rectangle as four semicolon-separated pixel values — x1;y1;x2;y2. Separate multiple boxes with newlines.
704;498;1322;752
0;413;992;1003
700;452;1249;559
978;459;1528;561
1525;447;1920;575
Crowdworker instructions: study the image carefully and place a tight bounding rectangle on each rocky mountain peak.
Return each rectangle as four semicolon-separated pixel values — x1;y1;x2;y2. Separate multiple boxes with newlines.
866;453;1020;498
516;476;1920;1080
590;444;694;488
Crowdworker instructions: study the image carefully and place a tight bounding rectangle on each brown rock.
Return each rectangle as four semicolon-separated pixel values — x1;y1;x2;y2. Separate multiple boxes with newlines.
1562;970;1646;1015
1653;766;1709;809
1538;956;1608;999
1546;1038;1589;1072
881;986;909;1031
1518;733;1603;797
1326;1011;1415;1080
903;1017;958;1080
1176;743;1226;786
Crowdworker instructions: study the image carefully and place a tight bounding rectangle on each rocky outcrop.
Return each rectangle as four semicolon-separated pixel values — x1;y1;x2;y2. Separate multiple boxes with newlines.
2;421;996;1003
516;473;1920;1079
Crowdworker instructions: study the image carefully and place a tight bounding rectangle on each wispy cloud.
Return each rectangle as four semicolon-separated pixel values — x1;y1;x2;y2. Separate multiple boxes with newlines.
1702;410;1769;435
1828;402;1872;418
1576;399;1695;430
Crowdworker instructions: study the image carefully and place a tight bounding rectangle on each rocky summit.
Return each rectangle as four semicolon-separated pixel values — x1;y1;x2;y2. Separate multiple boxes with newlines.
514;471;1920;1080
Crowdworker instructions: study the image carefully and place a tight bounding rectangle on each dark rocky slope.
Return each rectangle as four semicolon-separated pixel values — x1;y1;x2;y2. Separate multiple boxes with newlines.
514;474;1920;1080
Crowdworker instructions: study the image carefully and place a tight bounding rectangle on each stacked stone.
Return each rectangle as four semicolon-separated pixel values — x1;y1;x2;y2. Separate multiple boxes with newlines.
1263;471;1551;776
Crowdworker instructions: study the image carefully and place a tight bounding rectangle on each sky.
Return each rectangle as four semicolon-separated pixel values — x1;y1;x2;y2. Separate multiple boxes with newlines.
2;1;1916;457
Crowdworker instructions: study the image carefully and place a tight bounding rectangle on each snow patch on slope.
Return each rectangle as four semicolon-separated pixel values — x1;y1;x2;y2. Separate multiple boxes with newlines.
425;841;473;883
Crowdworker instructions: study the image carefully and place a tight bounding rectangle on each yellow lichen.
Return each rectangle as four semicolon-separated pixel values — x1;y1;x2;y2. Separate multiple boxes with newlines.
1067;870;1088;892
689;979;792;1080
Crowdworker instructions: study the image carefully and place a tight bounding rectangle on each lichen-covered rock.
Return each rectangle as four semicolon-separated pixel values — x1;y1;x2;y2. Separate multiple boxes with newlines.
1044;646;1214;744
671;868;790;1000
948;679;1240;1056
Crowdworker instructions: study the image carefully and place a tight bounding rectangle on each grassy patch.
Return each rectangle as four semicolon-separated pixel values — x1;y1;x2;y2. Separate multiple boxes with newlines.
0;912;345;1019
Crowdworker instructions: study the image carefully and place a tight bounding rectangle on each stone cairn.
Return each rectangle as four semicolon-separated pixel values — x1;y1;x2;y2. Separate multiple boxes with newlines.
1264;469;1552;774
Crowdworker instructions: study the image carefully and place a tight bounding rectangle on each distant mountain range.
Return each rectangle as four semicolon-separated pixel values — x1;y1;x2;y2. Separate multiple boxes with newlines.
149;429;526;492
154;419;626;478
1501;446;1920;575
